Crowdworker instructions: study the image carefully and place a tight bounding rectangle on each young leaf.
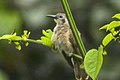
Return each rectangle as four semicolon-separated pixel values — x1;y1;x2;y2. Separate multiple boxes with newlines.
103;50;107;55
22;30;30;41
14;42;21;50
0;33;16;40
25;42;29;46
0;33;22;41
112;13;120;20
46;29;53;38
40;29;53;47
107;21;120;31
102;33;114;47
99;24;109;30
15;45;21;51
40;36;52;47
42;29;53;38
84;49;103;80
99;24;115;33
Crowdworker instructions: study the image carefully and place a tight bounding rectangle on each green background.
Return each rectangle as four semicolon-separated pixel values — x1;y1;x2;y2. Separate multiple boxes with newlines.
0;0;120;80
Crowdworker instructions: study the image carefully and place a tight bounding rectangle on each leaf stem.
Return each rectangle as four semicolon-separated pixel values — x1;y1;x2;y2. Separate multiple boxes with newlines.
61;0;86;57
72;54;83;60
27;39;42;44
11;39;42;44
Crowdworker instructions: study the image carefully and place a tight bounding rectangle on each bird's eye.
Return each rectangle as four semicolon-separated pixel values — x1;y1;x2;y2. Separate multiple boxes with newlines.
59;16;63;18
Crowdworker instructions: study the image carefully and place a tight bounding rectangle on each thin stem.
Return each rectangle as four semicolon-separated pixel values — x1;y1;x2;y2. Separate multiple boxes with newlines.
61;0;86;57
27;39;41;44
12;39;42;44
72;54;83;60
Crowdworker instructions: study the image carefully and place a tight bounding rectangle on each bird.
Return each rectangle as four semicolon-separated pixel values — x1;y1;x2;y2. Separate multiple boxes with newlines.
47;13;89;80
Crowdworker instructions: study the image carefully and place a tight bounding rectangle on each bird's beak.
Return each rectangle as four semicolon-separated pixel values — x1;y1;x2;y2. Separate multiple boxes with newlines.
46;15;57;19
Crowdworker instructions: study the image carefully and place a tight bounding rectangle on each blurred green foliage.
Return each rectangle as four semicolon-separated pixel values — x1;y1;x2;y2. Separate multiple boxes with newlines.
0;10;21;35
0;0;22;35
0;70;8;80
0;0;120;80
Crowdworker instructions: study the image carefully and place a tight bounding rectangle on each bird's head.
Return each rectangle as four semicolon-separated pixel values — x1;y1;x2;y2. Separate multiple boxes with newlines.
47;13;68;25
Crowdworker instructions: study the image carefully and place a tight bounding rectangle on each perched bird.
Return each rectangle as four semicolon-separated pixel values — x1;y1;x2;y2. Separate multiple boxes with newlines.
47;13;88;80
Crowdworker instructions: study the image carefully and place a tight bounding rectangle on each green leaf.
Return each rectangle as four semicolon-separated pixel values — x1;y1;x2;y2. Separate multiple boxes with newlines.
22;30;30;41
103;50;107;55
84;49;103;80
14;42;20;45
0;33;22;41
0;33;16;40
100;24;115;33
42;29;53;38
107;21;120;31
41;36;52;47
102;33;114;47
25;42;29;46
13;36;22;40
100;21;120;33
15;45;21;51
98;45;103;54
14;42;21;50
46;29;53;37
99;24;109;30
40;29;53;47
112;13;120;20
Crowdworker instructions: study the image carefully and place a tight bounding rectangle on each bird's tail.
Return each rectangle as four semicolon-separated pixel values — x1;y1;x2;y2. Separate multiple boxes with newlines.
72;57;90;80
61;51;91;80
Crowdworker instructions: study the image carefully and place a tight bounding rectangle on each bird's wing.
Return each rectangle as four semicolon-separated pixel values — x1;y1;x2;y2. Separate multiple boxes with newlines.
69;29;81;55
69;29;88;80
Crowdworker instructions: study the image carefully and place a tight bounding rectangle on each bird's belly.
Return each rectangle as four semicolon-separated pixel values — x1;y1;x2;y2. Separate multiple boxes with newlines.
52;33;73;53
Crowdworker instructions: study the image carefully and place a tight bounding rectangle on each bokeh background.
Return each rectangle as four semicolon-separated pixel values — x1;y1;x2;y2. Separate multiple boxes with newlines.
0;0;120;80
